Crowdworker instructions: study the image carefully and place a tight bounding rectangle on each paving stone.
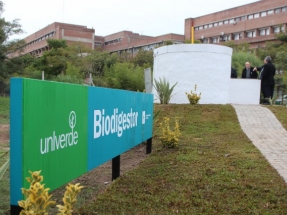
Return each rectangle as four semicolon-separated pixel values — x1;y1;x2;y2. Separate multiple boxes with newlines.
232;104;287;182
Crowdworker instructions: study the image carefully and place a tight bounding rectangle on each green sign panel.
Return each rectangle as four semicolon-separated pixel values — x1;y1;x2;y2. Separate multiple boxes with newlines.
10;78;153;206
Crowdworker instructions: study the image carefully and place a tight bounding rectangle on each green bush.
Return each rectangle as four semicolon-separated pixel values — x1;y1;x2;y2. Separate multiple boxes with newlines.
104;62;145;91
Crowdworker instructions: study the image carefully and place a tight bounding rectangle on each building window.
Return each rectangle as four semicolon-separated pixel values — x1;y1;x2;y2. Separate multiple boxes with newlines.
274;26;280;33
199;26;203;30
214;22;218;27
259;29;270;36
223;35;230;41
248;14;253;19
282;7;287;12
229;19;234;24
261;11;267;17
267;10;274;15
241;16;246;21
273;26;284;33
275;8;281;13
235;17;241;22
204;25;208;29
195;27;199;30
203;38;209;44
218;21;223;26
209;24;213;28
234;34;240;40
254;13;259;18
224;20;229;24
246;31;256;38
212;37;218;43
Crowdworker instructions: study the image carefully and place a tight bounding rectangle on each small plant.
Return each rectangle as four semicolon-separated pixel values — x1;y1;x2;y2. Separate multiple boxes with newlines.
18;171;84;215
57;183;84;215
154;77;177;104
18;171;55;215
159;117;181;148
186;85;201;104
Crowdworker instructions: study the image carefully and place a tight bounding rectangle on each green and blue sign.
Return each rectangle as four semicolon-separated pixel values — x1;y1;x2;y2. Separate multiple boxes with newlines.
10;78;153;206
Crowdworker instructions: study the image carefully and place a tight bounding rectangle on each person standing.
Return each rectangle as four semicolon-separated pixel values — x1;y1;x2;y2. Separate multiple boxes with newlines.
242;62;258;79
253;56;276;105
231;67;237;78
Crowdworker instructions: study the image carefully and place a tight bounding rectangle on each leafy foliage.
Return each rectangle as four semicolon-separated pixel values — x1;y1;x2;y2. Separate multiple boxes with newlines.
19;171;55;215
132;49;153;68
154;77;177;104
159;117;181;148
18;171;84;215
0;0;28;94
56;183;84;215
47;39;67;50
186;85;201;104
104;62;145;91
224;41;251;53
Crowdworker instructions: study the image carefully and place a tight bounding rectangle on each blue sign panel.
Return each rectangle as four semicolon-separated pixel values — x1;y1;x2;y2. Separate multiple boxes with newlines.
87;87;153;170
10;78;153;206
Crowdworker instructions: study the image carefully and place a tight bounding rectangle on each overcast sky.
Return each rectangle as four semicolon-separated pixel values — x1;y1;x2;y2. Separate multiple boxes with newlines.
3;0;259;40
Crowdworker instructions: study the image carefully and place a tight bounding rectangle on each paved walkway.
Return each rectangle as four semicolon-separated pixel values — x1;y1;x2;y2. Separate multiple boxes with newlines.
232;104;287;183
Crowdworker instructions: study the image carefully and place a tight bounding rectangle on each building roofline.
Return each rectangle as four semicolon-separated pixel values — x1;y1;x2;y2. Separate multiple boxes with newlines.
185;0;261;20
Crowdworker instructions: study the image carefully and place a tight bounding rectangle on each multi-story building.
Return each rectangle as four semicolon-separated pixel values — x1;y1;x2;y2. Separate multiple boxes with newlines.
185;0;287;48
100;31;184;56
7;22;95;58
8;22;183;58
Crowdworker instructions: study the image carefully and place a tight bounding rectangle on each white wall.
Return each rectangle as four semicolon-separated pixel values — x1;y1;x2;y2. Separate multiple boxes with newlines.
153;44;232;104
153;44;260;105
229;79;261;104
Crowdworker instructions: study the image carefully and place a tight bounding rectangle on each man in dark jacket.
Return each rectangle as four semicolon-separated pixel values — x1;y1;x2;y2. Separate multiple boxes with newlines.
242;62;258;79
231;67;237;78
254;56;276;105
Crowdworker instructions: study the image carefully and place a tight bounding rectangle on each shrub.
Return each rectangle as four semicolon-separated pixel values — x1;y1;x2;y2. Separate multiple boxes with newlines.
18;171;84;215
154;77;177;104
186;85;201;104
159;117;181;148
104;62;145;91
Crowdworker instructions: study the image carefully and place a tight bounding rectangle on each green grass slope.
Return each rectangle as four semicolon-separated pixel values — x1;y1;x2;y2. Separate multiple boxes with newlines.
77;104;287;215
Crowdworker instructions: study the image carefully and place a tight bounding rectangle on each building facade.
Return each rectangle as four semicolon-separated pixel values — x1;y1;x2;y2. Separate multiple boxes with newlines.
7;22;95;58
185;0;287;48
9;22;183;58
100;31;184;56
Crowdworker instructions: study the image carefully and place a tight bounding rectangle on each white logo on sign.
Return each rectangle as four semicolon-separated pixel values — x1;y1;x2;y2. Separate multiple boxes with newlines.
40;111;79;154
69;111;76;129
142;111;146;124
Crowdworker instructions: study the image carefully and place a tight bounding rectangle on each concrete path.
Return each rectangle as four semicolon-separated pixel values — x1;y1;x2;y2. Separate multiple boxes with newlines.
232;104;287;183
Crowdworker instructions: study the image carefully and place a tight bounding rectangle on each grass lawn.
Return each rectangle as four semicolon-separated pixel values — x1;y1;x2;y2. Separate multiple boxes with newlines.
0;97;10;215
2;100;287;214
76;104;287;214
267;106;287;130
0;97;9;125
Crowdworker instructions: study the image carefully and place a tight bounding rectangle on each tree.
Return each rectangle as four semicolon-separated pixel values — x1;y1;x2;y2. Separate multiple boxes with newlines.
132;49;153;68
0;1;27;94
231;52;262;77
47;39;67;49
0;1;24;57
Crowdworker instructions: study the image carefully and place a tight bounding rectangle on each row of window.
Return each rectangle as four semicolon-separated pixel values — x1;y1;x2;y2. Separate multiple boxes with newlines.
195;6;287;31
22;32;55;48
104;38;122;46
202;26;285;43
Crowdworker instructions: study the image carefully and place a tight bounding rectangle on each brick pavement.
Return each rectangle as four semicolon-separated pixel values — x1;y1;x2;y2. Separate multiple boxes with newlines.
232;104;287;183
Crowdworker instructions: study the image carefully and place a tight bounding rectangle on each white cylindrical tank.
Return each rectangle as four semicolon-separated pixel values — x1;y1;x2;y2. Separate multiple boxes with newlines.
153;44;233;104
